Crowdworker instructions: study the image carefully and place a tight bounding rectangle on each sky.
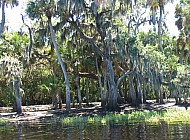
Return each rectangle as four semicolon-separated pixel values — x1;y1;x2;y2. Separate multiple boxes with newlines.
165;1;179;36
3;0;27;32
2;0;179;36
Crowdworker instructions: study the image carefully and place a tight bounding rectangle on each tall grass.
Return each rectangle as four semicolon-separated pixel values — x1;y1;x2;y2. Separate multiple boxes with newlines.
61;110;190;126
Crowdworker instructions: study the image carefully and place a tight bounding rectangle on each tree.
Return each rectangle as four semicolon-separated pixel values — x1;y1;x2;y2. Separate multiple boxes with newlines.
48;18;71;111
175;0;190;65
0;0;19;36
0;32;30;112
147;0;173;51
22;0;188;110
173;0;190;104
26;0;71;111
0;56;23;114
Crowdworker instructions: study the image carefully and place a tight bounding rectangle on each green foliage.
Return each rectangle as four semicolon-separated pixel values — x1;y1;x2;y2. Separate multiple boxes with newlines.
0;33;29;57
0;119;9;125
0;86;15;107
0;0;189;108
138;31;158;47
26;1;46;20
0;32;27;107
61;110;190;126
0;56;23;79
175;1;190;60
172;65;190;88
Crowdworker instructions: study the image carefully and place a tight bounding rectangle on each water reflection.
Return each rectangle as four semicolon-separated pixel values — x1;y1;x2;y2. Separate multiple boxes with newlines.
0;121;190;140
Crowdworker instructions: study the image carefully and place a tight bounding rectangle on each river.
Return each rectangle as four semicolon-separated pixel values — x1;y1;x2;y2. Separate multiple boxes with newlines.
0;120;189;140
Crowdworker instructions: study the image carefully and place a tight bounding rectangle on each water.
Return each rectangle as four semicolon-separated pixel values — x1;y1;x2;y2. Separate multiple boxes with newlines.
0;121;190;140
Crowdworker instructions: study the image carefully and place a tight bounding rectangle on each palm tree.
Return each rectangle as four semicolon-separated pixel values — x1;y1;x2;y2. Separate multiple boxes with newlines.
48;18;71;111
46;3;71;110
0;0;19;36
25;0;71;111
147;0;173;51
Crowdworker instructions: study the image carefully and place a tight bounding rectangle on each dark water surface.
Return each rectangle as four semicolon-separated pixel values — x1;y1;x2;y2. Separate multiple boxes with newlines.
0;120;190;140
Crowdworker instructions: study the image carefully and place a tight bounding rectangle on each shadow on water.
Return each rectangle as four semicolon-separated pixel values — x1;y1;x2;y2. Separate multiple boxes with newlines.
0;119;190;140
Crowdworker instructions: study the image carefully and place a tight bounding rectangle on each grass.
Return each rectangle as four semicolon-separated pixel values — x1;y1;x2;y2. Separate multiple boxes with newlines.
61;110;190;126
0;119;9;126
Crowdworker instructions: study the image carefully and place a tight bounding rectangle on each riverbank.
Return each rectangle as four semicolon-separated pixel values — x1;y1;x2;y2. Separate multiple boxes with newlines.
0;100;190;123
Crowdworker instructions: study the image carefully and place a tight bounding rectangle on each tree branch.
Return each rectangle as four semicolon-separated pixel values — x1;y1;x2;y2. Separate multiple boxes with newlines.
116;71;133;90
69;20;105;58
21;14;33;59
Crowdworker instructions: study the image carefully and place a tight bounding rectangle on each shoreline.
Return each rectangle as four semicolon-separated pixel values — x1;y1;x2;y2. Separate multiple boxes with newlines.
0;100;189;123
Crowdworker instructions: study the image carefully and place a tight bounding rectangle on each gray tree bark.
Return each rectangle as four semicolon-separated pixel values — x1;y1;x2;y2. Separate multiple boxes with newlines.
158;6;163;51
76;75;82;108
102;67;107;108
48;18;70;111
85;79;89;106
96;58;106;108
129;74;136;105
14;76;22;114
106;59;118;110
0;1;5;37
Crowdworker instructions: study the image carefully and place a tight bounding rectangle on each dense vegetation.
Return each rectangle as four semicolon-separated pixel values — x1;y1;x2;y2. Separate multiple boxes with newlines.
0;0;190;113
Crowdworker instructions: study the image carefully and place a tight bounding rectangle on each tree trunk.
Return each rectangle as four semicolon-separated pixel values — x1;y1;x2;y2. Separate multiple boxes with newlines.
159;86;164;104
76;75;82;108
85;79;89;106
177;87;182;104
21;14;33;62
0;1;5;37
137;75;143;104
154;72;161;103
143;81;146;103
180;44;185;64
185;49;190;64
159;72;164;104
174;89;179;105
158;6;163;51
116;71;131;104
155;88;160;103
102;68;107;109
96;58;106;108
14;76;22;114
96;58;102;99
106;59;118;110
48;18;70;111
52;93;58;109
52;93;62;109
129;74;136;105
